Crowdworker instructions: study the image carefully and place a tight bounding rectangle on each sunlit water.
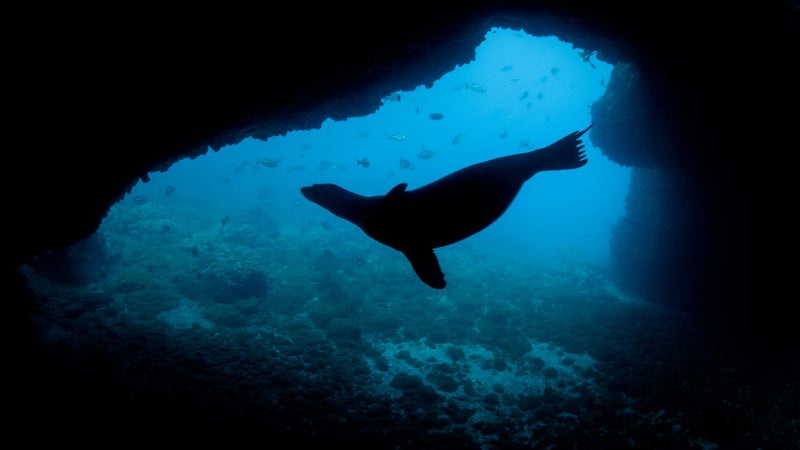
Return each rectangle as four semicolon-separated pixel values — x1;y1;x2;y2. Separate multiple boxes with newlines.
130;29;628;272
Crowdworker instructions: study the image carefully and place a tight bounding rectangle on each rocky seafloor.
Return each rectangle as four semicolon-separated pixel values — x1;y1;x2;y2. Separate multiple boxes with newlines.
14;200;798;449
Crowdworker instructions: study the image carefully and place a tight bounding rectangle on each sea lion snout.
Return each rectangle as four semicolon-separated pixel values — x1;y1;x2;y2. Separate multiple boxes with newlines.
301;184;336;203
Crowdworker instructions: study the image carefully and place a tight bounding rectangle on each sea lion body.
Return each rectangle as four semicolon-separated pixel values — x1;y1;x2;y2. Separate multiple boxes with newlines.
301;125;592;288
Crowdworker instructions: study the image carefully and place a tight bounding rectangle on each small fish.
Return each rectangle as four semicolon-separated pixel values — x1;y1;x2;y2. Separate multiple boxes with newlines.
399;159;415;170
318;160;346;171
355;258;366;267
320;220;334;231
428;112;444;121
500;130;509;139
191;246;199;257
468;82;487;93
381;93;401;103
257;158;280;168
451;132;468;145
518;139;531;149
387;134;408;142
221;215;231;227
550;66;560;76
165;185;176;197
578;49;596;67
518;91;529;101
500;64;514;72
356;158;370;168
537;92;544;100
133;195;147;205
417;149;435;160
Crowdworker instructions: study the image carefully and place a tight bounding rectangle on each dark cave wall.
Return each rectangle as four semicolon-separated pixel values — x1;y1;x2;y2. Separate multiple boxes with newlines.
6;2;797;332
587;1;795;329
589;64;706;309
606;169;712;308
6;4;495;270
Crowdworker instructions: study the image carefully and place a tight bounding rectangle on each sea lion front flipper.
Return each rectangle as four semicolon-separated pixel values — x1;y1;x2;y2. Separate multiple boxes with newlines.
403;248;446;289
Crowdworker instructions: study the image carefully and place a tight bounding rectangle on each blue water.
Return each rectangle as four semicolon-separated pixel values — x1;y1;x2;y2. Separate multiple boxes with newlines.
133;29;627;270
25;29;787;449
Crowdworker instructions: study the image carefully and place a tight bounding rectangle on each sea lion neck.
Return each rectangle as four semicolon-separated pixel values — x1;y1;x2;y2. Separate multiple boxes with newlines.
300;183;374;225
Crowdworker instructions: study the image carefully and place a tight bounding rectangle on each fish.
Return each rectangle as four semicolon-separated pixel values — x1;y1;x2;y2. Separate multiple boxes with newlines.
300;125;592;289
165;185;176;197
356;158;370;168
429;112;444;120
257;158;280;168
579;49;597;68
133;195;147;205
467;82;487;93
221;215;231;227
387;134;408;142
383;93;401;103
318;161;346;171
451;132;468;145
417;149;435;160
399;159;415;170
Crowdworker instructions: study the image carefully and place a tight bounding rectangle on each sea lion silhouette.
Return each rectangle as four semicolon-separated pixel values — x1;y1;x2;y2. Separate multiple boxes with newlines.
301;125;592;288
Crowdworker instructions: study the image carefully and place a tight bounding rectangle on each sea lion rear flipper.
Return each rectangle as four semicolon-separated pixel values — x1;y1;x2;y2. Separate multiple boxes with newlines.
403;248;446;289
531;124;592;171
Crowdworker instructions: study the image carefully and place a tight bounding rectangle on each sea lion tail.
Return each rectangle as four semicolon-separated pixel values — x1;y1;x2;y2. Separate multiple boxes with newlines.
530;124;591;172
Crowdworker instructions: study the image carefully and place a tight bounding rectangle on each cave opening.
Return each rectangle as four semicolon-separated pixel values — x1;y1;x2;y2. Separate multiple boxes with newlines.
91;28;628;287
23;26;635;319
21;26;640;322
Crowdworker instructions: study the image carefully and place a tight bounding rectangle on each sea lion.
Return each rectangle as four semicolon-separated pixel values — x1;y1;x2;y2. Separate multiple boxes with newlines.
301;125;592;289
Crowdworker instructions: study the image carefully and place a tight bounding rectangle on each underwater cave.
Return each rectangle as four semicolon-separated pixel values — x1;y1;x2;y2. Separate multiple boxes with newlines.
7;2;797;449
